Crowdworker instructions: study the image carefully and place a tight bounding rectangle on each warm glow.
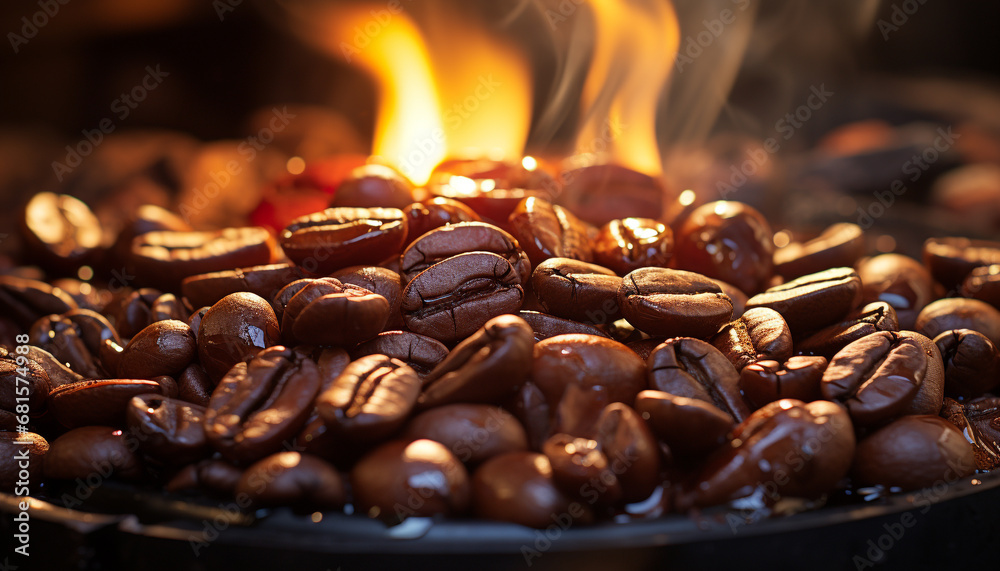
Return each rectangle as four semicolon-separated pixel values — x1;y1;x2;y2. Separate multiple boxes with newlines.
286;156;306;175
678;189;696;206
577;0;680;176
521;155;538;171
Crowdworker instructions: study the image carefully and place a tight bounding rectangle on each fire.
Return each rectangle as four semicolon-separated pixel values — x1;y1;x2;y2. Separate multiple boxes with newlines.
576;0;680;176
291;2;532;185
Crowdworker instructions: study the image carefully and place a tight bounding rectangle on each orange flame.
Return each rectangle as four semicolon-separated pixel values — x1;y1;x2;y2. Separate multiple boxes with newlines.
576;0;680;176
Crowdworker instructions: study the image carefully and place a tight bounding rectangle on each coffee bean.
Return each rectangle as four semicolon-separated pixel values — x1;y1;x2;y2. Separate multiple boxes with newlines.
962;264;1000;310
44;425;143;480
531;258;623;325
710;307;792;371
857;253;934;330
593;218;674;275
543;433;622;506
236;452;346;509
593;402;660;502
796;301;899;359
400;221;530;285
402;197;481;246
275;278;389;347
330;265;404;328
508;197;594;267
150;293;189;323
280;207;407;275
181;263;309;310
0;432;47;492
934;329;1000;399
126;394;210;465
21;192;103;273
532;334;646;410
332;164;414;209
915;297;1000;348
923;236;1000;289
773;223;865;280
351;331;449;378
403;404;528;465
518;310;609;341
198;292;281;382
746;267;862;334
118;319;198;379
635;390;733;455
0;275;77;329
556;164;664;226
49;378;164;428
739;356;827;409
941;396;1000;471
110;288;161;338
23;345;84;389
618;267;733;338
0;348;50;418
29;314;106;378
166;458;243;494
647;337;750;422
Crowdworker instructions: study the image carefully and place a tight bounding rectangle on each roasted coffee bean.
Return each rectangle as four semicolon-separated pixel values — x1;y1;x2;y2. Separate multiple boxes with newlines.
518;310;609;341
934;329;1000;398
710;307;792;371
531;258;623;324
796;301;899;359
773;223;866;280
51;278;112;313
556;163;664;226
923;237;1000;289
678;400;854;509
635;390;733;455
418;314;534;408
352;439;470;523
181;263;309;310
166;458;244;494
852;415;974;491
593;218;674;275
473;451;592;528
204;346;321;462
401;252;524;343
962;264;1000;310
543;433;622;506
532;334;646;410
915;297;1000;349
149;293;189;323
901;331;945;417
550;383;611;439
618;267;733;338
315;354;420;442
126;394;210;465
402;197;481;246
821;331;928;426
280;207;407;275
29;314;105;378
739;356;827;410
400;222;531;285
713;279;748;318
0;349;50;417
64;308;121;351
403;404;529;465
330;265;404;329
0;432;47;492
44;425;143;480
507;381;551;451
647;337;750;422
23;345;84;388
941;396;1000;471
674;201;774;295
49;379;163;428
110;288;162;338
593;402;660;502
21;192;103;273
112;204;193;268
236;452;346;509
0;275;77;329
746;267;863;334
198;293;281;382
117;320;197;379
276;278;388;347
508;197;593;267
186;306;209;340
857;253;934;330
131;227;276;291
332;164;414;209
351;331;448;378
625;337;665;361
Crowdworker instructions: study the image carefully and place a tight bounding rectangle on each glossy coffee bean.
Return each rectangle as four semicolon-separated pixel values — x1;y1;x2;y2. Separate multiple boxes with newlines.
934;329;1000;398
507;381;552;451
351;331;449;378
316;354;420;443
773;223;865;280
739;356;827;410
204;346;321;462
110;288;161;338
712;279;748;318
49;378;163;428
962;264;1000;310
915;297;1000;349
352;439;470;523
400;222;531;285
710;307;792;371
543;433;622;507
647;337;750;422
593;402;660;502
177;363;213;406
557;163;665;226
674;201;774;295
276;278;388;347
518;310;609;341
0;432;47;492
746;267;863;334
330;265;404;328
922;237;1000;289
126;394;210;465
593;218;674;275
403;404;529;465
280;207;407;275
112;204;193;268
531;258;622;324
402;197;481;246
796;301;899;359
131;227;276;291
401;252;524;343
181;263;309;311
635;390;733;455
852;415;974;491
21;192;102;273
166;458;244;494
856;253;934;330
198;293;281;382
0;349;50;418
28;314;105;378
332;164;414;209
532;334;646;410
0;275;77;329
44;426;143;480
473;451;592;528
508;197;594;267
118;320;198;379
236;452;346;509
683;400;854;509
418;314;533;408
618;267;733;338
150;293;189;323
941;396;1000;471
22;345;84;389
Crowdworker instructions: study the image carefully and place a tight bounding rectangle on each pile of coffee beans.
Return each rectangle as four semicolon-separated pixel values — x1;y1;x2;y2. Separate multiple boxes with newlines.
2;163;1000;530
